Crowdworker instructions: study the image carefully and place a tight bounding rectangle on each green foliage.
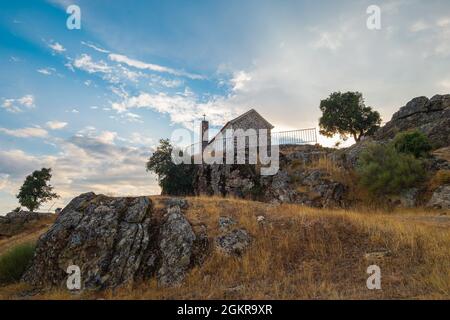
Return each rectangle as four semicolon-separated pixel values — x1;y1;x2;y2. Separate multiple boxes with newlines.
319;91;381;142
16;168;59;212
392;130;432;158
357;143;425;198
146;139;196;196
0;242;36;284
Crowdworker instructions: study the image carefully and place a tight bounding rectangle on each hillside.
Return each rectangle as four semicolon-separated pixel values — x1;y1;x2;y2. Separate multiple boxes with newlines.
0;196;449;299
193;94;450;209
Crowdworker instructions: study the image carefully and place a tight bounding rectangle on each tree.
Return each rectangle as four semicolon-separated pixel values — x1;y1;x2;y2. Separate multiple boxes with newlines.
146;139;196;196
319;91;381;142
16;168;59;212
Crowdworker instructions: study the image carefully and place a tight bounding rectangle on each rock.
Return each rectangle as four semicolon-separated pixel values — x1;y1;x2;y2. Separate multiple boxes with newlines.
334;138;381;169
215;229;251;256
22;193;202;290
218;216;236;232
164;198;189;209
157;206;196;286
374;94;450;148
392;96;429;119
399;188;419;208
427;185;450;209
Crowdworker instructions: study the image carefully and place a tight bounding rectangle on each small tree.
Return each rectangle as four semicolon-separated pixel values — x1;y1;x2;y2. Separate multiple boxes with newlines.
319;91;381;142
392;130;432;158
146;139;196;196
356;143;425;199
16;168;59;212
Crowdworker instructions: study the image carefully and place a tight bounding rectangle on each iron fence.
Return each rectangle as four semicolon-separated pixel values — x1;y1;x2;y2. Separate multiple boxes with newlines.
184;128;317;156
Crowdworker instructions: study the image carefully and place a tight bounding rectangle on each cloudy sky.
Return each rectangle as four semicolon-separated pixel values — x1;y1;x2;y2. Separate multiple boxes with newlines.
1;0;449;213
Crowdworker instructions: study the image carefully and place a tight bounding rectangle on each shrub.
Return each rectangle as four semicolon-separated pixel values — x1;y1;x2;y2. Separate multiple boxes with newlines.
0;242;36;284
357;143;425;198
392;130;432;158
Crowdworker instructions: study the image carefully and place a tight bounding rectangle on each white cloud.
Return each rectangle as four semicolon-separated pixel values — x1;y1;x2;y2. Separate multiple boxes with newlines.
111;90;243;128
410;20;430;32
119;132;154;146
49;41;66;53
312;31;343;51
69;54;143;83
46;121;68;130
37;68;55;76
123;112;143;123
2;95;35;113
108;53;204;80
231;71;252;91
0;174;9;191
17;95;34;107
0;126;48;138
96;131;118;144
75;127;117;144
81;41;110;53
72;54;111;74
161;79;183;88
437;17;450;27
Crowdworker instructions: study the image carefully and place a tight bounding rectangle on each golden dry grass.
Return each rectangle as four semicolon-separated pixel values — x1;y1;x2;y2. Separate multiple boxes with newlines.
1;197;449;300
0;216;55;255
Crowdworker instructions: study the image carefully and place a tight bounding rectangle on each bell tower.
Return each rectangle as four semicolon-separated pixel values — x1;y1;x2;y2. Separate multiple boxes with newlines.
200;114;209;153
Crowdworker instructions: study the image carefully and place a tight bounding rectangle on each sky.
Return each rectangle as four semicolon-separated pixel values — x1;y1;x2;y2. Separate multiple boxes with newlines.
0;0;449;213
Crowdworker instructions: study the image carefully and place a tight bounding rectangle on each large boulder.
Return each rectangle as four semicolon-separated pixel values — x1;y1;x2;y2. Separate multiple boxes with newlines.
374;94;450;148
22;193;204;289
157;206;196;286
427;185;450;209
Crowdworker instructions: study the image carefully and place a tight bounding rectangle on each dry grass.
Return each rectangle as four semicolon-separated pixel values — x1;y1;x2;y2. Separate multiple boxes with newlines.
0;216;55;255
1;197;449;300
429;170;450;191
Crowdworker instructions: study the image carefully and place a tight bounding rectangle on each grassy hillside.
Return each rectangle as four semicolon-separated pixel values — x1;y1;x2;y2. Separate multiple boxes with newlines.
0;197;449;299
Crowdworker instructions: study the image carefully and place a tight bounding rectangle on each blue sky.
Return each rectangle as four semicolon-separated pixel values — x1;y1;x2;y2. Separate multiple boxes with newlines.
1;0;449;213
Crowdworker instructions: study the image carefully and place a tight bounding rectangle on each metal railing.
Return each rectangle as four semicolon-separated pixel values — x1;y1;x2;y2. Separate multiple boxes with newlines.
184;128;317;156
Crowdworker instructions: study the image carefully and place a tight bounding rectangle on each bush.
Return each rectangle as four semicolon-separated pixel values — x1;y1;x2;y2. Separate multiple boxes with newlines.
0;242;36;284
392;130;432;158
357;143;425;198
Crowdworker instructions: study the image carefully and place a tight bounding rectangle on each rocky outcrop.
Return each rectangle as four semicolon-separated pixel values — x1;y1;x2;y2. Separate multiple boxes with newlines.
427;185;450;209
374;94;450;148
335;95;450;170
194;145;348;208
22;193;204;289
